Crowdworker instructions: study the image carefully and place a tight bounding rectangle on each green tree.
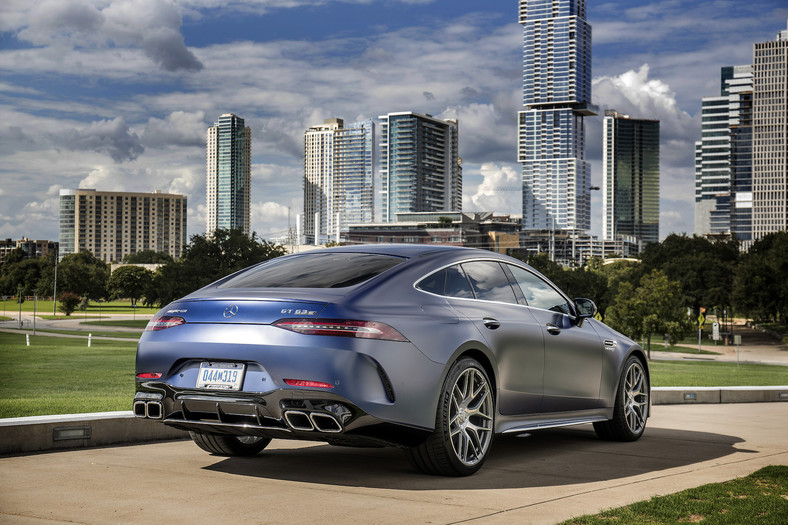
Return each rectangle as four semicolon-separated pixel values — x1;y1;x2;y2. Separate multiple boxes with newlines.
106;265;154;305
57;292;81;316
0;256;45;297
606;270;693;357
122;250;174;264
640;234;739;313
57;252;109;300
733;232;788;325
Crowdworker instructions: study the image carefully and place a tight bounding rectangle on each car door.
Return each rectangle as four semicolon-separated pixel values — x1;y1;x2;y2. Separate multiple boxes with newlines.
505;264;604;413
436;261;545;415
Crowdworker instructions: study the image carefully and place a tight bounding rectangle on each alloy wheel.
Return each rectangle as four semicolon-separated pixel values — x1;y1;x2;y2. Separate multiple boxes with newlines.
449;367;493;466
623;361;648;435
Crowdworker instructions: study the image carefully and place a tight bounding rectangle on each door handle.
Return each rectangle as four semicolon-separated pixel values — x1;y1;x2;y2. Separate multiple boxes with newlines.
482;318;500;330
546;323;561;335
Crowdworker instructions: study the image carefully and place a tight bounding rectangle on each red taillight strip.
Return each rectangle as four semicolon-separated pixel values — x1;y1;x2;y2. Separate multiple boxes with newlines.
273;319;408;341
283;379;333;389
136;372;163;379
145;316;186;331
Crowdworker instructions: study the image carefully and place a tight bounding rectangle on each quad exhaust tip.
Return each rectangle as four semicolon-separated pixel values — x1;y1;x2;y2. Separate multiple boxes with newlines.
133;400;163;420
283;410;342;433
284;410;314;431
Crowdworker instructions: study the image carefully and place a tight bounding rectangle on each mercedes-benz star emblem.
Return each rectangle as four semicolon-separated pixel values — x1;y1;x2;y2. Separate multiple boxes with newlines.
223;304;239;318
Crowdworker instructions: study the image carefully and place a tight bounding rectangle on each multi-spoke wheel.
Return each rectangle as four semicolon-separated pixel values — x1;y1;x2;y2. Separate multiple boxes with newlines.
408;357;494;476
190;432;271;456
594;355;649;441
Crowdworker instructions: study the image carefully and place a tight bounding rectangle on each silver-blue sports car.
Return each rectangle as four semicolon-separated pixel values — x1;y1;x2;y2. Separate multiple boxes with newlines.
134;244;650;476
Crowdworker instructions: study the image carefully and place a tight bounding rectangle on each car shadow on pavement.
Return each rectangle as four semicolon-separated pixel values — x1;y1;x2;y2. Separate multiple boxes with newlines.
203;425;751;490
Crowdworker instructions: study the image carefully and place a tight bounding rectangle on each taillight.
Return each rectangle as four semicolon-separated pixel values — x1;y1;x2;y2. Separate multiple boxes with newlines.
136;372;163;379
273;319;408;341
284;379;334;389
145;316;186;331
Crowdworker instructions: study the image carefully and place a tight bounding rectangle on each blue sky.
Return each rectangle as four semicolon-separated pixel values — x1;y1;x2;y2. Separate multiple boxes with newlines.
1;0;786;244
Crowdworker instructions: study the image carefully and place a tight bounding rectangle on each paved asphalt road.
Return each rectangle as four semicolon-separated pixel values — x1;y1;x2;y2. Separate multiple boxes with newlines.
1;403;786;524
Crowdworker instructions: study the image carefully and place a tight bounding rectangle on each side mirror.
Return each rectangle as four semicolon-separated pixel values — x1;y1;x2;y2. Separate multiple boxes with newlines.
574;298;598;325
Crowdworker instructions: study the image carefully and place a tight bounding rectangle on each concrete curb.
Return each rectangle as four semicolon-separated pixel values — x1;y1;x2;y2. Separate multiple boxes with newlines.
2;388;787;456
652;386;788;405
0;412;186;455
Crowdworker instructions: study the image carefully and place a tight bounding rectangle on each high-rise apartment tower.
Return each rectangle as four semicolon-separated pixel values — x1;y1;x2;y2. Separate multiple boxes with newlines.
519;0;596;232
303;118;374;244
379;112;461;223
602;110;660;247
206;113;251;237
752;21;788;240
59;189;187;262
694;66;753;241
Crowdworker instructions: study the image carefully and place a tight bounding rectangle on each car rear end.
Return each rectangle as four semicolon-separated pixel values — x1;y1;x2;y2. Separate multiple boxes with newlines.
133;251;445;447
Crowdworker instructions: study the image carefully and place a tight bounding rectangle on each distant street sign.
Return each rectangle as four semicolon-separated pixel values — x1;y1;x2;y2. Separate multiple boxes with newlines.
713;322;720;341
734;335;742;346
697;313;705;328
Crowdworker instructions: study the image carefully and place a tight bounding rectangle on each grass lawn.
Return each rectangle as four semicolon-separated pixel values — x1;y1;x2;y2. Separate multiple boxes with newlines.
1;298;159;315
31;329;141;339
560;465;788;524
0;332;137;418
81;319;149;329
650;360;788;387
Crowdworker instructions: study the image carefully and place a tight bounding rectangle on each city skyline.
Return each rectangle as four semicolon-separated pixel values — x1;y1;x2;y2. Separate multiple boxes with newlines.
1;1;786;244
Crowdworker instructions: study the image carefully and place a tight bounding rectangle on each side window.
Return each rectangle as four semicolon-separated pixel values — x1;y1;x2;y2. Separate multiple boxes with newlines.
507;264;572;314
416;265;474;299
462;261;518;304
444;265;474;299
416;269;445;295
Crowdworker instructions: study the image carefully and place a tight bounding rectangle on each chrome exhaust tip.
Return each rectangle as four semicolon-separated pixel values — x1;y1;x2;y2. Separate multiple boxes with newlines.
146;401;163;420
284;410;314;431
133;401;147;418
310;413;342;433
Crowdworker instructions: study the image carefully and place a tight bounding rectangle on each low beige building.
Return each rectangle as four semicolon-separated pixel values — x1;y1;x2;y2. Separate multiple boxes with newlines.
59;189;187;263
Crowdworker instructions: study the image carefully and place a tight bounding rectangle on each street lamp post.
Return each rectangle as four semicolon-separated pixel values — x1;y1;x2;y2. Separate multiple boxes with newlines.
53;255;58;316
17;285;22;330
33;290;37;335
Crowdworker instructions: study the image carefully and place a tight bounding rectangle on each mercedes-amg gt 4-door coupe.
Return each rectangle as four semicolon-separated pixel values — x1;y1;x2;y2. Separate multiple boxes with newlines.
135;245;650;476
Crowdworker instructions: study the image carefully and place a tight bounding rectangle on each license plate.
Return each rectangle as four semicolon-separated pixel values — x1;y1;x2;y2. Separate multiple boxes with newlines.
197;362;245;390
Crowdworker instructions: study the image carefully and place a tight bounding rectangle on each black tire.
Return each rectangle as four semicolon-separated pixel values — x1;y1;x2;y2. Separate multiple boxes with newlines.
408;357;494;476
594;355;649;442
189;432;271;456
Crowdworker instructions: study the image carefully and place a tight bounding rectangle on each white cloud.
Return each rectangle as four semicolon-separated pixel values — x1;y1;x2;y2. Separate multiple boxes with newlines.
142;110;207;148
62;117;145;162
462;163;521;214
12;0;203;72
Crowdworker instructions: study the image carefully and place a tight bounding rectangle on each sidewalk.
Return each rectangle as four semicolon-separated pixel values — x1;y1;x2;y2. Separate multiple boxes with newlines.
648;323;788;367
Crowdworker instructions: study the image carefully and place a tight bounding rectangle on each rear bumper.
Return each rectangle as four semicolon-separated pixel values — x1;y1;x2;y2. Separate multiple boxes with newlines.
135;323;446;430
133;385;430;448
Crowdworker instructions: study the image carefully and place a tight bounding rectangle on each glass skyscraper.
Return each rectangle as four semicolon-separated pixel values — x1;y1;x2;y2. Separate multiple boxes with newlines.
519;0;595;232
303;118;374;244
694;66;753;242
206;113;251;237
379;112;461;223
602;110;660;247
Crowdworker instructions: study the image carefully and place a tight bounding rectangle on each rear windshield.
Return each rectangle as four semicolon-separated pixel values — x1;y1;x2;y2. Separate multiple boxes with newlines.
217;252;406;289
